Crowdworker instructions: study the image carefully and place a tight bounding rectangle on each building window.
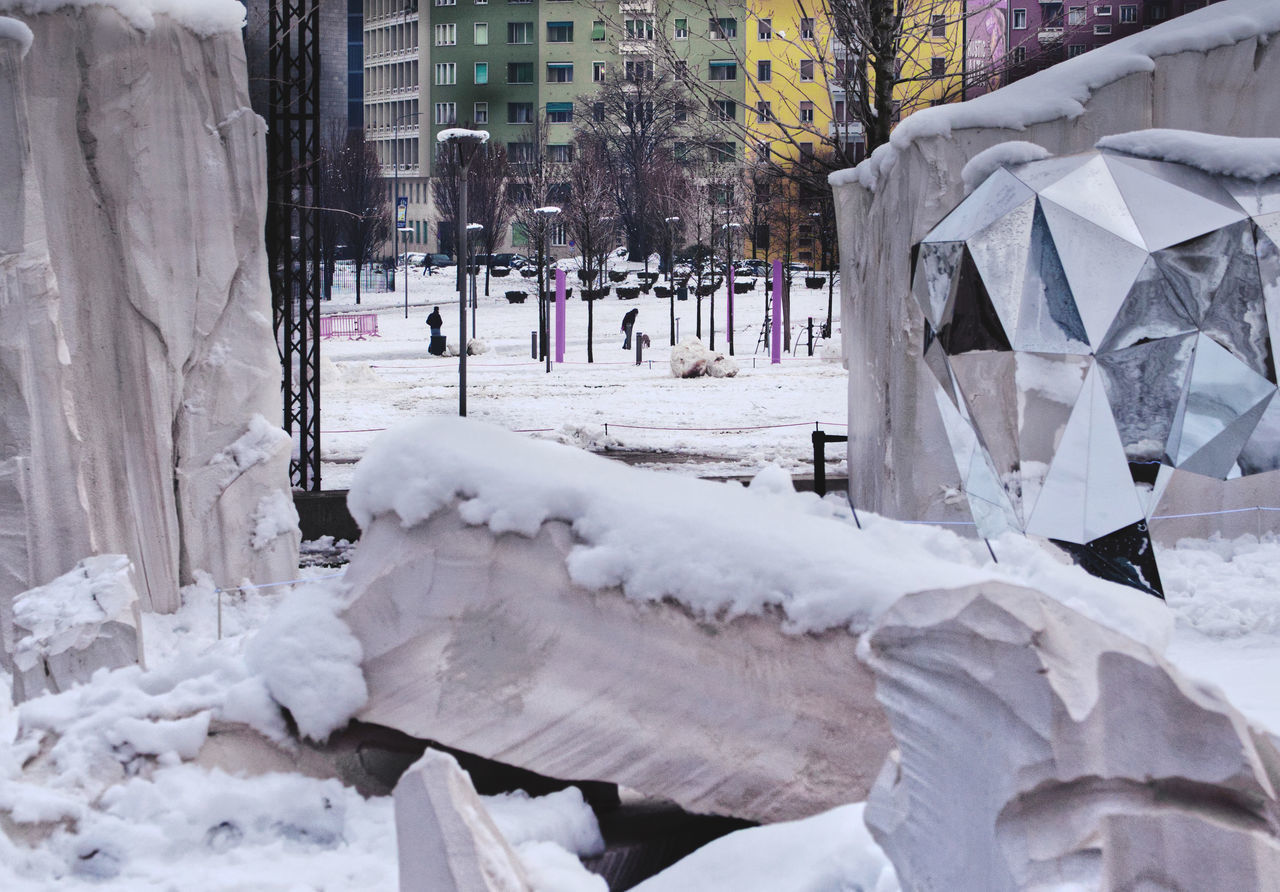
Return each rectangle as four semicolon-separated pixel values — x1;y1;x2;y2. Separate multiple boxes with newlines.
550;222;567;247
474;22;488;44
474;62;488;83
592;20;605;41
713;99;736;120
1012;7;1027;28
674;101;686;123
675;60;688;78
435;62;456;85
434;102;455;124
625;101;654;125
710;17;737;39
1150;2;1168;20
930;14;945;37
758;17;771;40
548;144;573;164
799;59;814;81
625;59;653;81
474;102;488;124
1119;4;1136;21
547;62;574;83
625;18;654;39
435;23;456;45
674;18;687;39
507;21;533;44
1068;5;1085;24
757;59;771;82
1095;23;1112;33
547;21;573;42
800;17;814;39
507;142;533;162
756;101;771;123
930;56;945;77
547;102;573;123
592;61;606;82
800;142;814;157
1067;43;1087;56
435;0;454;6
507;62;533;84
507;102;534;123
709;141;734;163
709;60;737;81
755;141;770;163
475;0;485;4
1095;5;1112;14
592;102;604;122
1013;45;1027;63
799;100;814;123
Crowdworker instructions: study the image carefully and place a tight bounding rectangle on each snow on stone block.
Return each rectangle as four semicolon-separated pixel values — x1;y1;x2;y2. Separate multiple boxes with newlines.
393;749;532;892
0;16;32;55
632;803;898;892
12;555;143;701
863;580;1280;890
669;337;739;379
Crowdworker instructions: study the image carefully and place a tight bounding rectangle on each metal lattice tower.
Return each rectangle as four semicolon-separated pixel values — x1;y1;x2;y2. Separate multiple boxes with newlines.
267;0;323;490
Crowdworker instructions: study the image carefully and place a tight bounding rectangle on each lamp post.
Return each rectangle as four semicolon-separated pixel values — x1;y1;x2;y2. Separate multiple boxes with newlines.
398;224;414;315
393;108;422;318
467;222;483;338
437;128;489;417
534;206;560;374
721;222;741;355
664;216;680;346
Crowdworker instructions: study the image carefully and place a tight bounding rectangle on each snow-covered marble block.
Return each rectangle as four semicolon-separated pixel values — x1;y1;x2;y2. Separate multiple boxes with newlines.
11;555;143;701
0;0;297;678
394;750;533;892
864;580;1280;890
831;0;1280;538
670;337;739;378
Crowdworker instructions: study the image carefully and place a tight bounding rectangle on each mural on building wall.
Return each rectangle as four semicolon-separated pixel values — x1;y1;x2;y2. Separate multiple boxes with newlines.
965;0;1008;95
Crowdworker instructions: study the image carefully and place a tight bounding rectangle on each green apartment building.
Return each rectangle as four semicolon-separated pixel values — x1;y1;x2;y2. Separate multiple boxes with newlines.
364;0;747;254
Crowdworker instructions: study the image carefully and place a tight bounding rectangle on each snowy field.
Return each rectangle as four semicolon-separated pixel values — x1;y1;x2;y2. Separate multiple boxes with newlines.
4;262;1280;889
317;260;847;488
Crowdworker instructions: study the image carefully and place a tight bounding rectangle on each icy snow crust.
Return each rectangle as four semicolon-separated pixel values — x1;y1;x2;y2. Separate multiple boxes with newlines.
349;417;1170;647
0;0;247;35
0;16;32;52
960;141;1051;194
833;0;1280;191
1098;129;1280;180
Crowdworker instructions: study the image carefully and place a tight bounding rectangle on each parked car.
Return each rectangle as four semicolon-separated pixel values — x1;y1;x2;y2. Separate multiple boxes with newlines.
735;260;769;278
427;253;454;267
406;252;427;267
473;252;526;269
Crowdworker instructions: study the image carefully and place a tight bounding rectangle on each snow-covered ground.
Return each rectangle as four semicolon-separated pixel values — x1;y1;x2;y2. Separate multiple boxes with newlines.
4;260;1280;889
318;261;846;487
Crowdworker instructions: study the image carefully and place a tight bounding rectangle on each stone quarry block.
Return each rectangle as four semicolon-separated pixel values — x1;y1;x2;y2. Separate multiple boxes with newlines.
863;580;1280;890
394;749;532;892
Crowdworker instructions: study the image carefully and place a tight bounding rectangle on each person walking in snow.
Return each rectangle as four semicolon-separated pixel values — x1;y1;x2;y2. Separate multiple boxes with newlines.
621;308;638;350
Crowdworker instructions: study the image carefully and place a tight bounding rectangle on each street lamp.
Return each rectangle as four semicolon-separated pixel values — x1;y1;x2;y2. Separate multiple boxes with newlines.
437;127;490;417
393;108;422;318
664;216;680;346
721;222;742;355
397;224;414;316
533;207;561;374
811;210;832;337
467;222;483;339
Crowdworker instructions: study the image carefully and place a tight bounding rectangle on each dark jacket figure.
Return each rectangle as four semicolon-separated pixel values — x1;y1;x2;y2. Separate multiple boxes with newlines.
427;307;446;356
621;308;639;349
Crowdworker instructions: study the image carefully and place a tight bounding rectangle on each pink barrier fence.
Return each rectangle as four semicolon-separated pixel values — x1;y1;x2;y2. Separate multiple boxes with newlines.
320;314;380;340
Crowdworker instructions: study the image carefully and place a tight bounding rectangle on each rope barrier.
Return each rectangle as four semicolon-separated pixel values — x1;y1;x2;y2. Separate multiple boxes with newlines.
897;506;1280;526
323;420;847;435
213;571;345;594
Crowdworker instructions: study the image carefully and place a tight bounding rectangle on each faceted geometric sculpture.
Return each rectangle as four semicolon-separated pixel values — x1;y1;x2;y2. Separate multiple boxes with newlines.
914;147;1280;598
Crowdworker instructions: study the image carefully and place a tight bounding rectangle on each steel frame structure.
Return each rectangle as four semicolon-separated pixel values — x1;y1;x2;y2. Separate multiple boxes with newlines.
267;0;323;490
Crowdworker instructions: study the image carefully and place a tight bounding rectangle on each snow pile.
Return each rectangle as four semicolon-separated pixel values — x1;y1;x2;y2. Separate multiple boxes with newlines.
12;555;138;673
482;787;604;857
833;0;1280;191
244;579;367;741
634;803;897;892
0;0;248;36
960;141;1051;194
250;490;300;551
1098;129;1280;181
348;418;1170;648
517;841;607;892
0;15;32;53
670;337;740;379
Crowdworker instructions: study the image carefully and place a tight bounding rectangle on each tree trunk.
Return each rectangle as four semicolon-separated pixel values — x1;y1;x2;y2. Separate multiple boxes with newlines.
587;296;594;363
355;257;363;305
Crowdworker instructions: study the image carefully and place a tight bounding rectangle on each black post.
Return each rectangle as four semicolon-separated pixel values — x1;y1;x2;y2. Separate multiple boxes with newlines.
812;430;826;496
636;333;643;366
808;317;814;356
531;331;537;359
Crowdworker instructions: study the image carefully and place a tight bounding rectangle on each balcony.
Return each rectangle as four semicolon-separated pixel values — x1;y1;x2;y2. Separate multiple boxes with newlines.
618;38;655;55
619;0;654;11
829;121;864;140
1038;27;1064;44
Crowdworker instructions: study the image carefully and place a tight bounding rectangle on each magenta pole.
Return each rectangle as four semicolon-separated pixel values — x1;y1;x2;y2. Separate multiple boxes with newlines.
771;260;782;364
555;268;566;364
727;267;735;355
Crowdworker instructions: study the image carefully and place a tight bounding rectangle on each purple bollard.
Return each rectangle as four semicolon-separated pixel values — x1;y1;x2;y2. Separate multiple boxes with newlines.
727;268;735;355
771;261;782;364
555;269;566;364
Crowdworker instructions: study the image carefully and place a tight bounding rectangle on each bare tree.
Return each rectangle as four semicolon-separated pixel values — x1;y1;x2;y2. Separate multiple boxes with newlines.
432;143;513;296
333;130;391;305
561;137;618;363
507;116;566;361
